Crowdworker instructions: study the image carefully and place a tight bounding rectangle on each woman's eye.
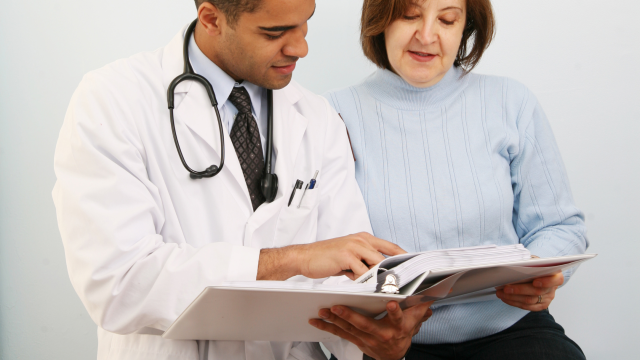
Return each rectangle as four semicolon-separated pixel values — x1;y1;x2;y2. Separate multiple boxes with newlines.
440;18;456;25
403;14;420;20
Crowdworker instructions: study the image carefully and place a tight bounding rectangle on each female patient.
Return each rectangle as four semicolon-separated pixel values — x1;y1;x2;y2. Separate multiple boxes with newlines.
323;0;587;358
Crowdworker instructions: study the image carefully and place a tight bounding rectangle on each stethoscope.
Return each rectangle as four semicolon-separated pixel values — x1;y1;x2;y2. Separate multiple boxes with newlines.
166;19;278;202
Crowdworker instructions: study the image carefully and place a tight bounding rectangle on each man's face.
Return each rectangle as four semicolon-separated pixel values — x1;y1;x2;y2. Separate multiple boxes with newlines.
215;0;315;89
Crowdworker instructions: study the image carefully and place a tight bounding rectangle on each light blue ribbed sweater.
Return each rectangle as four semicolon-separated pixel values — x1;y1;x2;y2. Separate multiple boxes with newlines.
324;66;588;344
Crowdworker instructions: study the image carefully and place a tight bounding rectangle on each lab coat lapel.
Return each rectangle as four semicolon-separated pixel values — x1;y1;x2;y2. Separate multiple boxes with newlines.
161;27;252;209
245;85;309;247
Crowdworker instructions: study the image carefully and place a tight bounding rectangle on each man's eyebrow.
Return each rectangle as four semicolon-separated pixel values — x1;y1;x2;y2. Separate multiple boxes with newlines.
259;25;297;32
259;6;316;32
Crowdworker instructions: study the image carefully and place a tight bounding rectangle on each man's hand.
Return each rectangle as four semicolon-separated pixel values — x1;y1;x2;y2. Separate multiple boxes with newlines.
496;272;564;311
257;232;406;281
297;233;406;280
309;300;433;360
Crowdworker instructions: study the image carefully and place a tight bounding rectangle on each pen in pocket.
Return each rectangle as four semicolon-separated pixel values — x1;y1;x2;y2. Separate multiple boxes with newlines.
288;180;303;207
297;170;319;209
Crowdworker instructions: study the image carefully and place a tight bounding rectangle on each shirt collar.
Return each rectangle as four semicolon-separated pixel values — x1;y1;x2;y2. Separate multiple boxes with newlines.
188;34;264;119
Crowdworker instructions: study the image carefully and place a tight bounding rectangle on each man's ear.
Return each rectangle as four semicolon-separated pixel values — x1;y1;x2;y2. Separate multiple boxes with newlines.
198;2;227;37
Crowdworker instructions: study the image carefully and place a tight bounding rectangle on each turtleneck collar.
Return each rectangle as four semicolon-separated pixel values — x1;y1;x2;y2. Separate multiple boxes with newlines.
362;65;468;111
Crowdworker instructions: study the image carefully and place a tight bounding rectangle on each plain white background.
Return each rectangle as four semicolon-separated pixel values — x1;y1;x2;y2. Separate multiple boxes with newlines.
0;0;638;359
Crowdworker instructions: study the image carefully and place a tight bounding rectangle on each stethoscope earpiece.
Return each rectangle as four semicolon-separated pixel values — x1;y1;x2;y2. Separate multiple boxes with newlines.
168;19;278;203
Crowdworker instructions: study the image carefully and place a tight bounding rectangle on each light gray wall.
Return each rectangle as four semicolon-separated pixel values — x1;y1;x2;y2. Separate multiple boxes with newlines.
0;0;637;359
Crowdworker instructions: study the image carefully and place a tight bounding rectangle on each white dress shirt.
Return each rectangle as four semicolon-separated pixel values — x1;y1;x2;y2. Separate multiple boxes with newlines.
188;34;269;159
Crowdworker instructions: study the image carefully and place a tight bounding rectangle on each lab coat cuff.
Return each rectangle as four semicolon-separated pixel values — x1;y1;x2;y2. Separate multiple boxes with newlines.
227;245;261;281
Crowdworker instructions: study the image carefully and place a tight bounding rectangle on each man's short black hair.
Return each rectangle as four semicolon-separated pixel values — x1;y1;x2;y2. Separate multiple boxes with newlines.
194;0;262;24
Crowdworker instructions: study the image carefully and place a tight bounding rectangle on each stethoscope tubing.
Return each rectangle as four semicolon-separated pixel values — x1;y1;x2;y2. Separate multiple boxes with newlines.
167;18;277;199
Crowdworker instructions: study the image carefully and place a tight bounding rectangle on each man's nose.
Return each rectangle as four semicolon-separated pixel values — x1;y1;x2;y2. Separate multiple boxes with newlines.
282;27;309;59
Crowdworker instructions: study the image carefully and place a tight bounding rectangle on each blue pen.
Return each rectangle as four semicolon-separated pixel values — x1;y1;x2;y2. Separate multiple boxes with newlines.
297;171;319;208
309;170;319;189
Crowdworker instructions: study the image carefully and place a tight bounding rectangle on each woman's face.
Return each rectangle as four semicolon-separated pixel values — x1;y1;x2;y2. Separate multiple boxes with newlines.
384;0;466;88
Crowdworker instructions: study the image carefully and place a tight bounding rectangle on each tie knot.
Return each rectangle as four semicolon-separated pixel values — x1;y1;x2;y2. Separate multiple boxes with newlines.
229;86;253;115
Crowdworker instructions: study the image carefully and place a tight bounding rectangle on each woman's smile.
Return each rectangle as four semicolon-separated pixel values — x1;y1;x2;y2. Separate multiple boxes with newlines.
408;50;437;62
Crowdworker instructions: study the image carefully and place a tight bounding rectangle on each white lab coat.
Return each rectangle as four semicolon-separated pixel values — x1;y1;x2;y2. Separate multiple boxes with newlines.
53;27;371;360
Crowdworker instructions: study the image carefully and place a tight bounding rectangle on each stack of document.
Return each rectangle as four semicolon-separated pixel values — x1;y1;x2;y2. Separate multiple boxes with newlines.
358;244;532;290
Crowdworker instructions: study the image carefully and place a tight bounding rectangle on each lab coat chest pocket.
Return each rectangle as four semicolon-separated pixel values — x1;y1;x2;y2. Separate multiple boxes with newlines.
273;188;319;248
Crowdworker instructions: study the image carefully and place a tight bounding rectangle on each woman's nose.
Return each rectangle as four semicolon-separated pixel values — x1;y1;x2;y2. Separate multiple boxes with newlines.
415;19;439;45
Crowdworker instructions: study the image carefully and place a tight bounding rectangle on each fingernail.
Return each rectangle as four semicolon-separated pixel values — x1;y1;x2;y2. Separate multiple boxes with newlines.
309;320;318;327
505;287;514;294
319;310;329;319
332;307;343;316
388;302;397;311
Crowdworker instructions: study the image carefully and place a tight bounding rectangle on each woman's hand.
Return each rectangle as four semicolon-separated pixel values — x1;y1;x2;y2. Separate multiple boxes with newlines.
309;301;433;360
496;272;564;311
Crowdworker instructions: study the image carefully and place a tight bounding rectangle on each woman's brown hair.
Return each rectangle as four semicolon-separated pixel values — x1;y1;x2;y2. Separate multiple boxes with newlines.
361;0;495;73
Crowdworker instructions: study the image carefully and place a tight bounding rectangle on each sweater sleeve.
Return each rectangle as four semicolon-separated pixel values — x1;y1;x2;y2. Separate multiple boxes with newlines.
510;88;588;282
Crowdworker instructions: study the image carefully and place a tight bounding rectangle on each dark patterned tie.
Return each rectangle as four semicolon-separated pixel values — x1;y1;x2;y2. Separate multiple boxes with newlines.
228;86;266;211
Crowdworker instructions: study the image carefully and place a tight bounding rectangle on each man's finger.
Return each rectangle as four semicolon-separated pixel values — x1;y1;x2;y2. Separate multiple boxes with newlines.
317;308;377;347
420;307;433;322
402;302;433;326
363;234;407;256
357;248;386;270
385;301;403;326
347;258;374;279
337;270;358;281
330;305;385;336
309;319;365;347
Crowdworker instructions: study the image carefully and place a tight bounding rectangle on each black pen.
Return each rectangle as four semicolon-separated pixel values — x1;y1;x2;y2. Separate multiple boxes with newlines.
288;180;303;207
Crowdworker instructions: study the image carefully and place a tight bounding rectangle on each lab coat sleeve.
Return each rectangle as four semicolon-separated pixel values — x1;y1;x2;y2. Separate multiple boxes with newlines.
315;98;371;360
52;72;260;335
509;85;588;284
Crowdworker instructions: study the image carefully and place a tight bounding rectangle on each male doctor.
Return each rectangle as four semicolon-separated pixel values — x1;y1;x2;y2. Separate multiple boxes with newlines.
53;0;432;360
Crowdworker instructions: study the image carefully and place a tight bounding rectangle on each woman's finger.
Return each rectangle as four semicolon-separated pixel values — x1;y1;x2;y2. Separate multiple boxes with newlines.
532;272;564;288
502;283;553;296
497;288;555;303
499;297;550;312
498;293;550;305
